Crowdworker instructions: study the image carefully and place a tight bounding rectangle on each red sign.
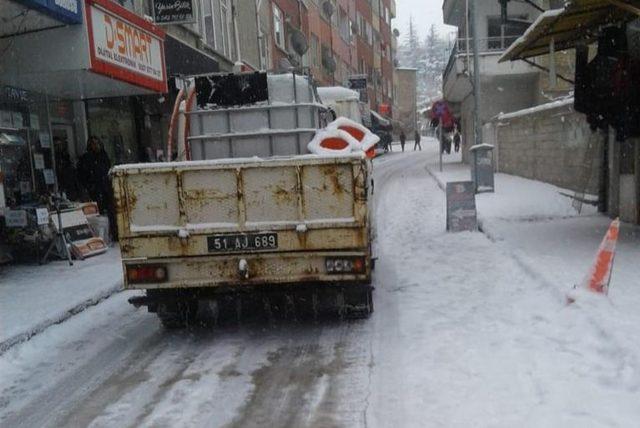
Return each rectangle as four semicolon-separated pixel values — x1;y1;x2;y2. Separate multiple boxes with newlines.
85;0;167;93
378;103;391;116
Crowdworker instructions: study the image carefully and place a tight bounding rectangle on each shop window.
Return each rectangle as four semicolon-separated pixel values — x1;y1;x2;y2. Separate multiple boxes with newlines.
86;98;138;165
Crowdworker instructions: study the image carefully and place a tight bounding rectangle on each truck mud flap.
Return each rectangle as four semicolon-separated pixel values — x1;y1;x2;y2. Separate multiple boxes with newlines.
138;285;373;327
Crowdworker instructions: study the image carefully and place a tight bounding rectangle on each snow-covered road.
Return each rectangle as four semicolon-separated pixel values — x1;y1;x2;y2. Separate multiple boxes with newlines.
1;151;639;427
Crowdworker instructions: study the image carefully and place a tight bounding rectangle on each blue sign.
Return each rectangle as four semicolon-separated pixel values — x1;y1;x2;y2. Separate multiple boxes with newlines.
16;0;83;24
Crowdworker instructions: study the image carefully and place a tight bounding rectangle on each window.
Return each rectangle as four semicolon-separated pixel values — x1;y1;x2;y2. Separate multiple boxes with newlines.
202;0;215;48
310;34;320;67
259;22;271;70
331;1;339;28
220;0;231;57
273;4;285;49
339;8;350;42
357;13;365;38
487;16;531;50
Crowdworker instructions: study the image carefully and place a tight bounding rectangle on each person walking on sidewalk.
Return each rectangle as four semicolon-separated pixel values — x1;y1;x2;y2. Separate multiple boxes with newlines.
414;130;422;151
399;130;406;152
453;125;461;153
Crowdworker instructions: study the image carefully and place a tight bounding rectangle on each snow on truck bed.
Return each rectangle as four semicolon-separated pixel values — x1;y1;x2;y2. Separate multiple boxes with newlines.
111;153;365;173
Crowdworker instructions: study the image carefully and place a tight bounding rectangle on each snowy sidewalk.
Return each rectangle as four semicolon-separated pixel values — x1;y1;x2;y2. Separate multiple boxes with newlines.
420;138;640;293
371;152;640;425
0;247;123;353
421;140;640;410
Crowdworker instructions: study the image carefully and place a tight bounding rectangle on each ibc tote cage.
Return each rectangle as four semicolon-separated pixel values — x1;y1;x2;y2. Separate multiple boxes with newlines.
182;70;331;161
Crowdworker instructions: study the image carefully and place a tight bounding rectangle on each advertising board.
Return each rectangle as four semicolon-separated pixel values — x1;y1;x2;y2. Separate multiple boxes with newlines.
86;0;167;93
152;0;195;24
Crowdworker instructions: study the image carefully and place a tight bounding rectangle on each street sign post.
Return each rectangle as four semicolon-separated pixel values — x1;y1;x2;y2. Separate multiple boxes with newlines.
446;181;477;232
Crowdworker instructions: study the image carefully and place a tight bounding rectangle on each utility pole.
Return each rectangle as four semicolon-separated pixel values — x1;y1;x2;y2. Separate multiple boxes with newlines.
469;0;482;146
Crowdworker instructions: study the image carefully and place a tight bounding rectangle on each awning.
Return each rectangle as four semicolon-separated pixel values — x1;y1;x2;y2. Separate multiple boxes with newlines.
370;110;391;127
164;35;219;77
499;0;639;63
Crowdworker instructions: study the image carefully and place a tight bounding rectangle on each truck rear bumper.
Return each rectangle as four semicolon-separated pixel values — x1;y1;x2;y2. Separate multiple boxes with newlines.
123;251;371;290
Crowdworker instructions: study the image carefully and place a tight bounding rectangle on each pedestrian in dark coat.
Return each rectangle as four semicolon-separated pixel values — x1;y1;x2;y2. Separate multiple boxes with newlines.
453;125;461;153
399;130;406;152
414;130;422;151
77;136;112;214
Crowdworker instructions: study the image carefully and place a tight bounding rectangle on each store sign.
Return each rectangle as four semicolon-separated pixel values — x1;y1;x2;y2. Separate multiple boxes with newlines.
36;208;50;225
86;0;167;93
18;0;83;24
43;169;55;185
348;75;368;103
5;210;28;228
152;0;195;24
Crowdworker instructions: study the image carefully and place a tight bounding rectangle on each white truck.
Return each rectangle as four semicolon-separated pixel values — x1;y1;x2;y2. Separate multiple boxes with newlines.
112;72;374;327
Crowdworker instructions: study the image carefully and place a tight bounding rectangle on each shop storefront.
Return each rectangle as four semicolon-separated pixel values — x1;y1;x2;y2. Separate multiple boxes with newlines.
0;0;167;262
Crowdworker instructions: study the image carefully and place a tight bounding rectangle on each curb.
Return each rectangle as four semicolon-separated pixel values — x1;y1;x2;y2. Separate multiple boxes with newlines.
0;284;122;355
424;162;446;192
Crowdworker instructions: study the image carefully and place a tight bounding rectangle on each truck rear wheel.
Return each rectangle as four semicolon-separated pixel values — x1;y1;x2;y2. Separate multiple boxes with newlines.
157;300;197;329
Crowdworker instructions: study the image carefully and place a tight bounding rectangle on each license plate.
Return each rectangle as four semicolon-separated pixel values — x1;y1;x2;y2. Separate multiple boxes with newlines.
207;232;278;253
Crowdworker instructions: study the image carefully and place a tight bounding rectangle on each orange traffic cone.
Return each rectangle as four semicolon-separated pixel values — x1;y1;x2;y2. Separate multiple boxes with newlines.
567;218;620;304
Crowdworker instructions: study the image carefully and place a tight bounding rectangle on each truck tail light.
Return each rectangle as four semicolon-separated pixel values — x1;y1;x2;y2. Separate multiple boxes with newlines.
127;265;168;284
325;257;366;274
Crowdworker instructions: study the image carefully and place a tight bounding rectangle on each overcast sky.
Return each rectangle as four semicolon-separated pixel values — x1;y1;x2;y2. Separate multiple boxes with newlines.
394;0;456;40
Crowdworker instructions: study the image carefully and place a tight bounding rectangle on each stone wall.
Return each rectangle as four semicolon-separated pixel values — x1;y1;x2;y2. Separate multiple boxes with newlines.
485;101;604;195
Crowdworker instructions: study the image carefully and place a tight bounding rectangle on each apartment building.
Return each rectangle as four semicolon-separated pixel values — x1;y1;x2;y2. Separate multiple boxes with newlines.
262;0;397;112
442;0;571;160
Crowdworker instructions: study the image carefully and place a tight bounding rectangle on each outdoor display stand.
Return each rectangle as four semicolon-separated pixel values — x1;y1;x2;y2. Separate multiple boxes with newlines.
46;204;107;262
470;143;495;193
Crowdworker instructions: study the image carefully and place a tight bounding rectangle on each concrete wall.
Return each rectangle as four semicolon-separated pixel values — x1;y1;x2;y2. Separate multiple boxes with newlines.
487;103;604;195
459;74;538;162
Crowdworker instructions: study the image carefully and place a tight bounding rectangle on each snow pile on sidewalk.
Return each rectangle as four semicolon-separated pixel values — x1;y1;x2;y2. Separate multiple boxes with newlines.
0;247;123;352
422;137;598;221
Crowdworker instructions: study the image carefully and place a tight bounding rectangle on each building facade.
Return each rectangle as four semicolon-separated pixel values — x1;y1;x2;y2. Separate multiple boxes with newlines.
261;0;397;113
0;0;397;218
0;0;262;210
442;0;572;161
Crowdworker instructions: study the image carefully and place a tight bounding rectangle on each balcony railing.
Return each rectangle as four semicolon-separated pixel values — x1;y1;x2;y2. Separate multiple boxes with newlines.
454;36;522;54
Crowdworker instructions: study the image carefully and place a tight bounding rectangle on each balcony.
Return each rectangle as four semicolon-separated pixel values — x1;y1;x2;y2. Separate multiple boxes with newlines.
443;37;540;103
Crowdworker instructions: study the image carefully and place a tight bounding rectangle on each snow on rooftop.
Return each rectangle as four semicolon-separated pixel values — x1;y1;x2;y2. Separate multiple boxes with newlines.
499;7;566;63
495;97;574;121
